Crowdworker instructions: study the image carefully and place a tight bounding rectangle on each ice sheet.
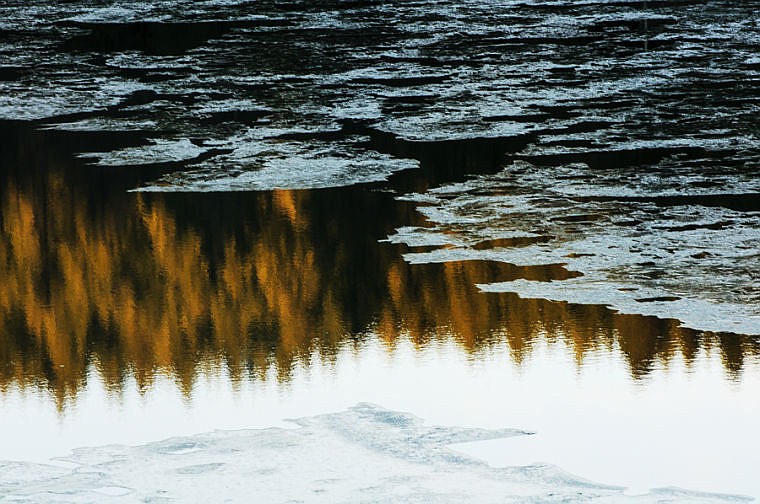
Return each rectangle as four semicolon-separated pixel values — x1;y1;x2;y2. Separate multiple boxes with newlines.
79;138;206;166
0;404;750;503
132;145;419;191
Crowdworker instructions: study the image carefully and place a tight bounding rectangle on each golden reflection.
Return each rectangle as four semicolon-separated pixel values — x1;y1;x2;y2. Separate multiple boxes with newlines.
0;124;758;409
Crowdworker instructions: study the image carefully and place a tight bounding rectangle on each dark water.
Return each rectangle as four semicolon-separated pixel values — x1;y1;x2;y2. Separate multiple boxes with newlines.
0;0;759;498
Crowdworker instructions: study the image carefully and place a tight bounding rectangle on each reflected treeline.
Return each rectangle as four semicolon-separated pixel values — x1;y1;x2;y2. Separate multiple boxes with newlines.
0;122;758;409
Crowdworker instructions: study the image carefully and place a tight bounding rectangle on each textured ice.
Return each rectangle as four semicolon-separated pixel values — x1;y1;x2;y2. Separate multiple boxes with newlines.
104;53;198;70
0;404;750;503
132;135;419;191
134;155;419;191
0;0;758;322
0;71;151;120
79;138;206;166
2;0;757;192
0;96;109;122
62;6;163;23
391;159;760;335
41;117;158;132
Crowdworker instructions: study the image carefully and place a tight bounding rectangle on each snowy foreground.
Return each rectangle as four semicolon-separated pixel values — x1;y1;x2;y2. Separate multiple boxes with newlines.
0;404;750;503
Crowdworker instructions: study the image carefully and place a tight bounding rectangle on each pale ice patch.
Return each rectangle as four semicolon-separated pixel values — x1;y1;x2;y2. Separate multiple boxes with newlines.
192;98;272;115
0;98;70;122
378;112;536;142
105;52;199;70
0;79;150;121
383;226;465;248
328;96;384;121
0;95;103;122
91;486;132;496
61;5;165;23
79;138;207;166
478;279;760;335
390;160;760;335
129;131;418;191
0;404;748;503
40;117;158;132
133;152;419;192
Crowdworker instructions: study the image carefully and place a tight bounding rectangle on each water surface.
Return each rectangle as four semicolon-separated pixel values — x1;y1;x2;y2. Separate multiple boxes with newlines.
1;121;759;498
0;0;759;499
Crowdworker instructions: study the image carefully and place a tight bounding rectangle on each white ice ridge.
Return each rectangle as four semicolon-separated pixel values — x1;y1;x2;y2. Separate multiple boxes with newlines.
0;404;751;503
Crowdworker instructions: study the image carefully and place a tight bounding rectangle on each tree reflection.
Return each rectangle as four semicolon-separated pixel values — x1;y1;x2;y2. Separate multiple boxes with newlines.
0;122;757;410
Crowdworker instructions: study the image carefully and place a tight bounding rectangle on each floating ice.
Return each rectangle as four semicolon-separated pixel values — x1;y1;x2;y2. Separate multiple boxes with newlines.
129;129;419;191
133;151;419;191
391;159;760;335
0;0;758;318
61;5;163;23
0;404;749;503
79;138;207;166
41;117;158;131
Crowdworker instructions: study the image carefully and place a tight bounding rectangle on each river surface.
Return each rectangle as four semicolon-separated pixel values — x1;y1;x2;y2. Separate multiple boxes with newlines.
0;0;759;500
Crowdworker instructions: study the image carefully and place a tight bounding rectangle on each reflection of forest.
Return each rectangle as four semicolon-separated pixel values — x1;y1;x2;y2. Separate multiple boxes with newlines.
0;123;757;408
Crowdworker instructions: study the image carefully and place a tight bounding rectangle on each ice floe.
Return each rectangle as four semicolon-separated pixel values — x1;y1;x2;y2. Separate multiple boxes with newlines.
132;141;419;191
0;404;751;503
79;138;206;166
390;159;760;335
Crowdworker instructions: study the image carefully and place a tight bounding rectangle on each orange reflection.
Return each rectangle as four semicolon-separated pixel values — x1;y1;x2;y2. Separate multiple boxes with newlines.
0;125;757;410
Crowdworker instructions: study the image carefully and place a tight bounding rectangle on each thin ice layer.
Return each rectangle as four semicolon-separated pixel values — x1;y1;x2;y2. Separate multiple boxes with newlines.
132;139;419;191
0;404;749;503
79;138;206;166
390;159;760;335
2;0;757;191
